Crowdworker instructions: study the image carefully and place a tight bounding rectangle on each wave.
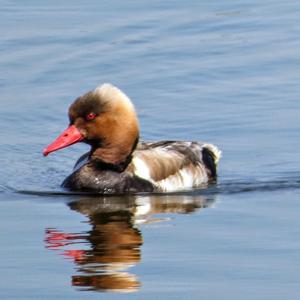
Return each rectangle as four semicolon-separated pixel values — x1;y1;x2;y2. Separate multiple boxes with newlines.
10;175;300;198
211;177;300;195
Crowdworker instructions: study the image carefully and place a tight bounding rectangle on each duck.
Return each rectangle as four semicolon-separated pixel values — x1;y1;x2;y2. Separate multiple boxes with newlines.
43;83;221;194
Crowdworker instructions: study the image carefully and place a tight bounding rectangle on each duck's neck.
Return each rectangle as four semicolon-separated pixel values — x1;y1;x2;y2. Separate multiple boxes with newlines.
90;137;139;172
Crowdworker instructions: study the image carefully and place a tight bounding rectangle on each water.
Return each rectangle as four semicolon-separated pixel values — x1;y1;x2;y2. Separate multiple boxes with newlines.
1;1;300;299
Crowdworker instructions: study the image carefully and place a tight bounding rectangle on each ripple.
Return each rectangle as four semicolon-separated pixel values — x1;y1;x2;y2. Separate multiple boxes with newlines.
12;174;300;198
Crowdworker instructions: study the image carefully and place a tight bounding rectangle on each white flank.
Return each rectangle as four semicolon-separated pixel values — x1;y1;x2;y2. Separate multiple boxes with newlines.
156;164;208;192
179;168;195;187
132;157;152;181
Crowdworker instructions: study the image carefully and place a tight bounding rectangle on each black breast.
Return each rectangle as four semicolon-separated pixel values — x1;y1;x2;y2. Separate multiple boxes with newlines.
62;162;154;194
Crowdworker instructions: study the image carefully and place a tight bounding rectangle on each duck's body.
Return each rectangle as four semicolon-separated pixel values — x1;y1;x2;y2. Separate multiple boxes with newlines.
44;84;221;194
62;140;220;193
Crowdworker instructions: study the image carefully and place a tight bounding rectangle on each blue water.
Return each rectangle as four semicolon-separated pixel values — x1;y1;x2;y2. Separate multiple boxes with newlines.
1;1;300;299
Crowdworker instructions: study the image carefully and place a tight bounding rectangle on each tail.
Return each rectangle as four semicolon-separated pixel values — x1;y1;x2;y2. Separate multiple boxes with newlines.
202;144;222;178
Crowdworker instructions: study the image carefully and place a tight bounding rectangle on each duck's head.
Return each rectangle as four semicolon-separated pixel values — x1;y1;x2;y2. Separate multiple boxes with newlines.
43;84;139;165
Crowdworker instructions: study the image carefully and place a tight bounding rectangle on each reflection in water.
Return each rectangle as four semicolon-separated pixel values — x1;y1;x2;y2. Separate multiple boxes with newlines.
45;194;216;292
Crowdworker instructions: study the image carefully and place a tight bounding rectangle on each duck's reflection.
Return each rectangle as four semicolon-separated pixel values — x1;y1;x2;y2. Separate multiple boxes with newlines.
45;193;216;292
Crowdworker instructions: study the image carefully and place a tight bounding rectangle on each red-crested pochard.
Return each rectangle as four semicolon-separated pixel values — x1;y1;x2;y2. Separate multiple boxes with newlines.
43;84;221;194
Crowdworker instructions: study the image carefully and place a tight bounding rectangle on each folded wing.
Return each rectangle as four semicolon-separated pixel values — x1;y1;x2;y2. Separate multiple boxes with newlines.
130;141;221;192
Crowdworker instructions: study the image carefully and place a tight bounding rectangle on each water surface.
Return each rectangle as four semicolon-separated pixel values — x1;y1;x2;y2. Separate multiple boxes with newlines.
1;1;300;299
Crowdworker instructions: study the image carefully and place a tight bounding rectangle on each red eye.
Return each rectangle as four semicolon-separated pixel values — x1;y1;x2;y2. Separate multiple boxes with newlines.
86;112;96;121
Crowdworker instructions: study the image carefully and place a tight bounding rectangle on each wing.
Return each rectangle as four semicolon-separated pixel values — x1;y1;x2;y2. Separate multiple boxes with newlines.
73;152;90;171
129;141;221;192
